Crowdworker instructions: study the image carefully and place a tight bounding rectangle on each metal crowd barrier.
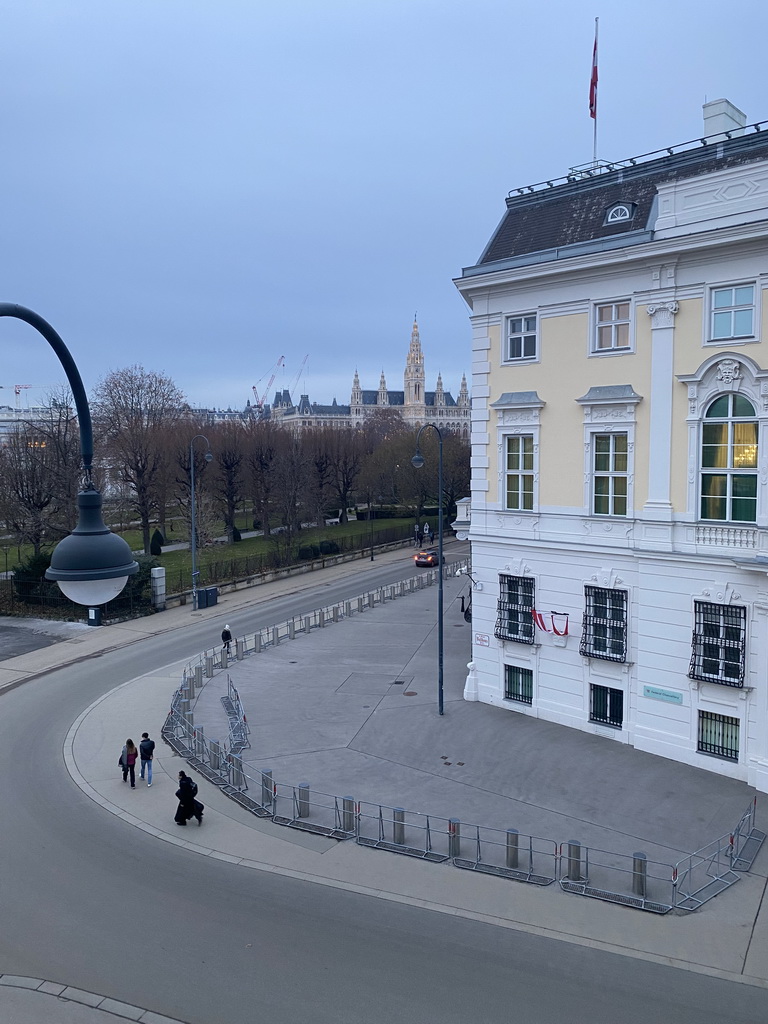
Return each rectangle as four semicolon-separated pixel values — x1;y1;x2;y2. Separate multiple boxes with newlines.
355;801;454;862
671;833;741;911
453;824;557;886
730;796;767;871
558;842;676;914
272;782;356;840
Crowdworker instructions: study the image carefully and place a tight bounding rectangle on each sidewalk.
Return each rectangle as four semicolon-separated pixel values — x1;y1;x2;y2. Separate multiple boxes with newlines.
4;542;768;1015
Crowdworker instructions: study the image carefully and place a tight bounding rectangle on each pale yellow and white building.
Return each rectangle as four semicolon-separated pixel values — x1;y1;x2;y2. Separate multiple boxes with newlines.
455;100;768;791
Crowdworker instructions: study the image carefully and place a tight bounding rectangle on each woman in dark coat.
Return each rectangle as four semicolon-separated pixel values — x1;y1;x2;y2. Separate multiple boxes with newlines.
120;739;139;788
174;770;204;826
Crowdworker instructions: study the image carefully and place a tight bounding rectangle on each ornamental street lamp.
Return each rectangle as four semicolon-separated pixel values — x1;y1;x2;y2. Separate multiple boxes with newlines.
0;304;138;620
412;423;444;715
189;433;212;611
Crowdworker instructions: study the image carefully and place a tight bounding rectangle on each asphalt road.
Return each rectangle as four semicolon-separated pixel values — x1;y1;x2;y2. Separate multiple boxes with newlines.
2;558;767;1023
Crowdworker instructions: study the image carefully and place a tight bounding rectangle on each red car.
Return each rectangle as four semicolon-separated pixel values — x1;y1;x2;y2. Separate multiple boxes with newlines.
414;549;441;567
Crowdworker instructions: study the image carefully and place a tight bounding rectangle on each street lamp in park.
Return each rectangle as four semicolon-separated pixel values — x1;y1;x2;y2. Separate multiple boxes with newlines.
0;304;138;621
412;423;444;715
189;433;212;610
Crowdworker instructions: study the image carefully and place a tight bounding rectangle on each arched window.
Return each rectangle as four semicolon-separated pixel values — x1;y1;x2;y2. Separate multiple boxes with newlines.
701;394;758;522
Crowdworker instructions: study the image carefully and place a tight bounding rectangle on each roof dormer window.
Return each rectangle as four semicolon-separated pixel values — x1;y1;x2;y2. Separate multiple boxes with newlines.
605;203;635;225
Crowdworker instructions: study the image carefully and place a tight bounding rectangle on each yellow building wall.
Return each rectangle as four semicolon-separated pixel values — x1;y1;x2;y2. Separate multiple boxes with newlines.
487;312;652;512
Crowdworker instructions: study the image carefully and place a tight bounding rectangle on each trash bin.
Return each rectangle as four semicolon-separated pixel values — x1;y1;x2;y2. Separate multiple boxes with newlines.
205;586;218;607
196;588;208;609
87;607;102;627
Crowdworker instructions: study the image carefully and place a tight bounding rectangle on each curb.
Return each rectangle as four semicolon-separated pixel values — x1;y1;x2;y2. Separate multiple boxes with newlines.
0;975;189;1023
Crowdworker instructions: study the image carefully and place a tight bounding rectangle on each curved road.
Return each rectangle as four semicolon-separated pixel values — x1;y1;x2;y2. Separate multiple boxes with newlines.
1;560;767;1023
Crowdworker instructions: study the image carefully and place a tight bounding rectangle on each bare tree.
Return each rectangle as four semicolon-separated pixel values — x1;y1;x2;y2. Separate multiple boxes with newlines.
209;421;246;542
245;419;280;535
93;366;186;554
0;393;82;555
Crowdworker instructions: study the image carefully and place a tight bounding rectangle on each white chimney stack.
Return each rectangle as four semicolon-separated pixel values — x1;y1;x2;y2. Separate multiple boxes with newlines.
703;99;747;139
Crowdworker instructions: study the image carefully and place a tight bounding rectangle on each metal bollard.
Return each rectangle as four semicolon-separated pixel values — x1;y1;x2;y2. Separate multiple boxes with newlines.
303;616;310;634
358;597;364;613
368;592;375;608
333;606;340;623
567;840;582;881
289;620;295;640
506;828;519;869
272;626;280;646
448;819;461;858
261;769;273;808
236;639;244;661
297;782;310;819
205;655;214;678
196;725;205;758
393;808;405;846
255;632;262;653
632;852;647;898
319;609;325;628
231;756;245;790
210;739;221;771
342;796;355;833
194;664;203;691
221;648;228;669
345;601;351;617
179;698;190;716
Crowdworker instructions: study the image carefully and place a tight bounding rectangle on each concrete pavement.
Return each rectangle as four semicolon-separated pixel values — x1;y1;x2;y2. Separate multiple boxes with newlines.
3;541;768;1021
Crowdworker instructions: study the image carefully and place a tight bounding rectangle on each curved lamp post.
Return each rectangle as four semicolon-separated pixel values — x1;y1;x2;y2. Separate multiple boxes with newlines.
189;433;212;610
412;423;444;715
0;304;138;614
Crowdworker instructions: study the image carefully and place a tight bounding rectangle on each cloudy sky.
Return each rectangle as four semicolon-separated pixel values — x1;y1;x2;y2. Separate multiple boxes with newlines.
1;0;766;412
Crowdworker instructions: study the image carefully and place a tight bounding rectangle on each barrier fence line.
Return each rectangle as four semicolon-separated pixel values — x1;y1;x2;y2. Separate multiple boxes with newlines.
161;556;765;913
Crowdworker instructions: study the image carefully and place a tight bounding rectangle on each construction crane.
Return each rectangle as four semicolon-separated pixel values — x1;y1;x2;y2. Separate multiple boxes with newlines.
251;355;285;409
0;384;48;410
287;354;309;399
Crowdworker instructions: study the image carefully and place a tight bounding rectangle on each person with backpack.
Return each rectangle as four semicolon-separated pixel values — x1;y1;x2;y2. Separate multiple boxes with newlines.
174;770;204;826
119;739;139;788
139;732;155;786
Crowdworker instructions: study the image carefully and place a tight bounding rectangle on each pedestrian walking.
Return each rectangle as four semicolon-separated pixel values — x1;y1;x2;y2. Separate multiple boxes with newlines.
174;770;204;826
221;624;232;653
139;732;155;786
119;739;139;788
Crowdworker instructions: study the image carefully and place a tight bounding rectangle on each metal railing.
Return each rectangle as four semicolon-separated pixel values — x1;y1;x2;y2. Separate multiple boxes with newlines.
453;825;557;886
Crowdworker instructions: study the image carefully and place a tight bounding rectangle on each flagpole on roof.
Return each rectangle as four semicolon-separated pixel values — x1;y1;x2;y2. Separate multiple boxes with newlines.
590;17;599;164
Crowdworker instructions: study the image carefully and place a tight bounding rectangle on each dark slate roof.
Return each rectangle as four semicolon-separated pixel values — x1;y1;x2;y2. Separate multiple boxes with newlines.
471;130;768;270
360;389;458;408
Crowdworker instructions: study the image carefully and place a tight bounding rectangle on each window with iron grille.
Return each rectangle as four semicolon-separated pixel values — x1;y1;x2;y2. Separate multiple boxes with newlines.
495;575;535;643
697;710;739;761
580;586;628;662
689;602;746;687
589;684;624;728
504;665;533;704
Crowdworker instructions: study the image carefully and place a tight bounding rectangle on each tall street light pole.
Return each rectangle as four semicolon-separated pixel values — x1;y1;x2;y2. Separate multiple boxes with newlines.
0;304;138;620
189;434;212;611
412;423;444;715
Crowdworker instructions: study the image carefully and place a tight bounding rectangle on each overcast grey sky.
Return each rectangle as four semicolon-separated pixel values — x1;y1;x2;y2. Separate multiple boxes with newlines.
1;0;766;412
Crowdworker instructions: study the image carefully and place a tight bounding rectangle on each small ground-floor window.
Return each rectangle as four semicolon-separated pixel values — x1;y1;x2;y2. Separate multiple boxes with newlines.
589;683;623;728
698;710;739;761
504;665;533;704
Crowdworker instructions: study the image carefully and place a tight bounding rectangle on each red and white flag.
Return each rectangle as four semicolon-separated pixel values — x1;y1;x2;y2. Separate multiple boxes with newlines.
532;609;551;633
589;20;598;120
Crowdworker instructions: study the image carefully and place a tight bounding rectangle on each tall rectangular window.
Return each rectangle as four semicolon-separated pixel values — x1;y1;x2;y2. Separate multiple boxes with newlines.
593;433;628;516
589;684;624;727
689;602;746;687
698;711;739;761
504;665;533;704
710;285;755;341
505;314;537;361
594;302;631;352
580;586;628;662
505;435;534;511
495;575;535;644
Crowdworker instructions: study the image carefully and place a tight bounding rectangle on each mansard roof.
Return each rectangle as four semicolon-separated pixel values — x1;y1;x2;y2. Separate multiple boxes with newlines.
466;126;768;273
360;389;458;408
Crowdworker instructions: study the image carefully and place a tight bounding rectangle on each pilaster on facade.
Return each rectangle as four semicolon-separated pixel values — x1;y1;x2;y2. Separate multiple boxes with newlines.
644;299;679;520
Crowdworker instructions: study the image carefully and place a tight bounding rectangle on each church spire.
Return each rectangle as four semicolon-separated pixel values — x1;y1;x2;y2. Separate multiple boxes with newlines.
404;316;425;408
378;370;389;406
